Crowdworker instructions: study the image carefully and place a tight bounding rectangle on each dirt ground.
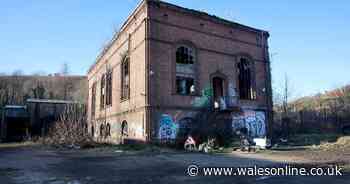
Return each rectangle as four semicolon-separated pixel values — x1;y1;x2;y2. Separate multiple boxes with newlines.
0;144;349;184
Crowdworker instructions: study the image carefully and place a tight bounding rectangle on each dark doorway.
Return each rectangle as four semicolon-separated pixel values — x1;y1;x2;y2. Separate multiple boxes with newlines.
6;117;29;142
91;125;95;137
3;106;30;142
212;77;224;101
121;120;128;144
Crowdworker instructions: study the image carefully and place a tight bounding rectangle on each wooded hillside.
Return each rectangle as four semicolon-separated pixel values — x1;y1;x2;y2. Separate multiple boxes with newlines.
0;75;87;108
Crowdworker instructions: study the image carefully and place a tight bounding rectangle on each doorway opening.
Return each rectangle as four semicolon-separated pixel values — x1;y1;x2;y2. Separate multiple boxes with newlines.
212;77;224;101
212;76;225;109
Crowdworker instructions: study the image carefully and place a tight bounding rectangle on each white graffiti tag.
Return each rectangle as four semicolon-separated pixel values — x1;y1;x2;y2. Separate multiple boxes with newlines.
232;110;266;138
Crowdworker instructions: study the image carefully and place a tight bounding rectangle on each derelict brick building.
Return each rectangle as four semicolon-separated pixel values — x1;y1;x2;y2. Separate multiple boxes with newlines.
87;0;272;144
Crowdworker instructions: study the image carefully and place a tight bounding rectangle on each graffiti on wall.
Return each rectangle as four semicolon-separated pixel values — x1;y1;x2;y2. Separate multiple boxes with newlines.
192;86;213;107
255;111;266;137
232;110;266;138
232;114;245;130
158;114;178;140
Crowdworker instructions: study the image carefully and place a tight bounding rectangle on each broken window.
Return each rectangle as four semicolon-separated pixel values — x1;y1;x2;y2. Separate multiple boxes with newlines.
238;57;256;100
106;123;111;137
106;70;113;106
176;45;196;95
121;121;128;137
100;74;106;109
91;125;95;137
176;77;194;95
91;82;97;118
121;58;130;100
176;46;194;64
100;124;105;137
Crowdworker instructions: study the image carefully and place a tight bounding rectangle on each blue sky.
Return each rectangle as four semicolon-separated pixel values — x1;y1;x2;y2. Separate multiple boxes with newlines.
0;0;349;98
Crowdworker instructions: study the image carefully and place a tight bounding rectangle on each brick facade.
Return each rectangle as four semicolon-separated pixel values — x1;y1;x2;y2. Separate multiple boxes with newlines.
87;0;272;144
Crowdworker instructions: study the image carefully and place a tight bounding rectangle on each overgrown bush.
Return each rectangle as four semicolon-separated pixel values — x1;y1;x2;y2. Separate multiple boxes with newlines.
42;104;94;148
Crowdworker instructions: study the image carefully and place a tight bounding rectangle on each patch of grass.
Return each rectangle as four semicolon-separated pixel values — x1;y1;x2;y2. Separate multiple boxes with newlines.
318;136;350;151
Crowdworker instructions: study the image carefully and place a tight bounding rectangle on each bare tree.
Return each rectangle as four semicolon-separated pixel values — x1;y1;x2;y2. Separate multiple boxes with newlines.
282;74;291;116
8;70;25;104
44;104;91;147
273;74;293;111
0;77;10;107
273;73;295;137
59;63;73;100
32;82;46;99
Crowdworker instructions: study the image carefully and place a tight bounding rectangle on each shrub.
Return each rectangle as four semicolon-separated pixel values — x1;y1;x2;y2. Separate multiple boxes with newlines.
42;104;93;148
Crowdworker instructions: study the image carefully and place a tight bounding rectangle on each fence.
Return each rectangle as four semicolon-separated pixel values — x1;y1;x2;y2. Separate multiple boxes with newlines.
273;109;350;136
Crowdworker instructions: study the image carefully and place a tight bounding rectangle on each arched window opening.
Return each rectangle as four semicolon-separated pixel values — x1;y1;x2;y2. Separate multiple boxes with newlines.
212;77;224;101
106;123;111;137
238;57;256;100
100;124;105;137
100;74;106;109
176;46;194;65
176;45;196;95
91;82;97;118
91;125;95;137
84;123;88;134
106;70;113;106
121;57;130;99
121;121;128;137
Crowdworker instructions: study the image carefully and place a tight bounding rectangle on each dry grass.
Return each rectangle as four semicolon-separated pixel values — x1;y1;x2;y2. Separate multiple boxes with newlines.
319;136;350;151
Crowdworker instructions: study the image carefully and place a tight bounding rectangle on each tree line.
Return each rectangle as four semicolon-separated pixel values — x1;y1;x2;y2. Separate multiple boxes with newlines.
273;75;350;136
0;68;87;108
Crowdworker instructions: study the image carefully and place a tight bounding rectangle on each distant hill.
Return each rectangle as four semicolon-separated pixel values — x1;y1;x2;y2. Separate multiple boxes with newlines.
290;84;350;111
0;75;87;107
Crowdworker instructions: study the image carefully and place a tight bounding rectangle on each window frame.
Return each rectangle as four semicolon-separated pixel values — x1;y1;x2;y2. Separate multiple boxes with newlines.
100;74;106;109
91;82;97;118
176;76;195;95
174;43;198;96
100;124;105;138
121;57;130;100
91;125;95;137
105;70;113;106
237;56;256;101
121;121;128;137
106;123;111;137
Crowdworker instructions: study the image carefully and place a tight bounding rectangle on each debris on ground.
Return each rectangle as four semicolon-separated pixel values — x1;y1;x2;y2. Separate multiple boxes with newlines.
319;136;350;151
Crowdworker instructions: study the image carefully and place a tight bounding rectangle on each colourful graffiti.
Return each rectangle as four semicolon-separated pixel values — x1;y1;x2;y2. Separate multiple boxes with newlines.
255;111;266;136
158;114;178;140
191;86;213;107
232;110;266;138
232;114;245;130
